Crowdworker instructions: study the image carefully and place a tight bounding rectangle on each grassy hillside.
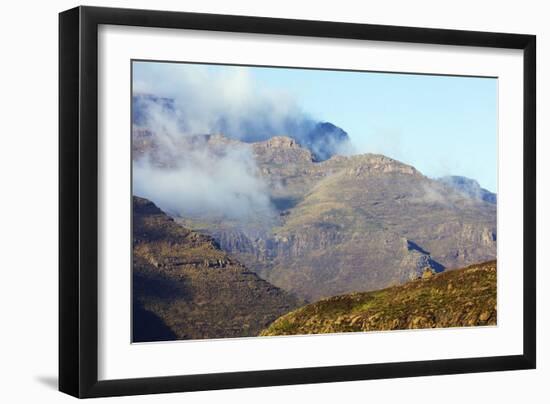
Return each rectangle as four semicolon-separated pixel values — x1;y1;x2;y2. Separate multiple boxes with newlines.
260;260;496;336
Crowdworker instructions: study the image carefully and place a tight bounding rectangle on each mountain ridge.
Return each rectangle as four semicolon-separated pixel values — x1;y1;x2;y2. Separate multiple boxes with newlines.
132;196;303;341
134;132;497;301
133;93;351;161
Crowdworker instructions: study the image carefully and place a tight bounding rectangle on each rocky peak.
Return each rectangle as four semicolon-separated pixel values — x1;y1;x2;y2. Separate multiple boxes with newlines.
252;136;314;165
263;136;301;149
328;154;420;177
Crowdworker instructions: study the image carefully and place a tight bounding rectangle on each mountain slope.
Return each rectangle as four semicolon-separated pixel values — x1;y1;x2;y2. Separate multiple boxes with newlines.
437;175;496;204
134;133;496;302
132;196;302;341
197;137;495;301
254;153;496;300
260;260;497;336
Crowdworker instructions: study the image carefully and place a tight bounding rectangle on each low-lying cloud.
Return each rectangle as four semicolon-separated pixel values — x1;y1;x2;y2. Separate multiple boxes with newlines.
132;61;354;224
133;144;276;224
132;62;352;160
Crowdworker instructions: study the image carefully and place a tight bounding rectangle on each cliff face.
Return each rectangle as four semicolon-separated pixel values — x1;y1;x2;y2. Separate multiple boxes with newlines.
135;133;496;302
132;196;302;341
261;260;497;336
194;137;496;301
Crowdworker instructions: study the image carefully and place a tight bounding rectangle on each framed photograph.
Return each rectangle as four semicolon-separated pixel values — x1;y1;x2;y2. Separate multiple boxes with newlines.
59;6;536;398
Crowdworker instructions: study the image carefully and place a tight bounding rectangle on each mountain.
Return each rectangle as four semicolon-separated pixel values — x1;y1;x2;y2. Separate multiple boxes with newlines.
257;148;496;301
132;94;176;127
302;122;351;161
132;196;302;341
134;133;497;302
174;135;496;301
132;93;351;160
437;175;496;204
260;260;497;336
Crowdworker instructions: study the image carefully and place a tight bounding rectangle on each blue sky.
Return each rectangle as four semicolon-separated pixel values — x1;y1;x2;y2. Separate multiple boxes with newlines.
134;61;497;192
251;66;497;192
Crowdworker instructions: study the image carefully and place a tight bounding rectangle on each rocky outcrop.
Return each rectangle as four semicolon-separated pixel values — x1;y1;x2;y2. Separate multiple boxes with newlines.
243;151;496;301
133;133;497;302
252;136;314;166
303;122;351;161
132;196;302;342
339;154;420;176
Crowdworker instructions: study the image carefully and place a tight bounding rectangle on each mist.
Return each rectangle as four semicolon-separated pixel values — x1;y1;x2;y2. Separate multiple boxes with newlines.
132;62;352;160
131;62;356;223
133;143;276;225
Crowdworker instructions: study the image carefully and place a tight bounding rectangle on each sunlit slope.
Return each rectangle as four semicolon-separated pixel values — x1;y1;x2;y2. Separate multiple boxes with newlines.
260;154;496;300
134;133;497;302
261;260;497;336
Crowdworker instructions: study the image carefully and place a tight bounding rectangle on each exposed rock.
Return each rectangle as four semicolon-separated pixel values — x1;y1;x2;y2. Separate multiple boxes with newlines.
132;93;351;160
133;133;496;302
252;136;314;165
479;310;491;322
421;267;435;279
132;196;302;342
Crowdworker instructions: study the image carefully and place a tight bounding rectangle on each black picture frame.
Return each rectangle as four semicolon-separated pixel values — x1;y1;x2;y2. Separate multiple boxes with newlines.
59;5;536;398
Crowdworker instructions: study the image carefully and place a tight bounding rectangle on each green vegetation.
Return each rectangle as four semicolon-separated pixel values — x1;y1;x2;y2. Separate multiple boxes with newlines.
260;260;497;336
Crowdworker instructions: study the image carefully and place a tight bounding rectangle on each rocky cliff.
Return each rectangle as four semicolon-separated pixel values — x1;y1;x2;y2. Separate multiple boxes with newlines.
134;133;497;302
132;196;302;341
176;136;496;301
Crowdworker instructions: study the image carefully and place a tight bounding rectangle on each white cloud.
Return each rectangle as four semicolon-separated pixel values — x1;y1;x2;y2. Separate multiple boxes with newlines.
133;142;276;225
